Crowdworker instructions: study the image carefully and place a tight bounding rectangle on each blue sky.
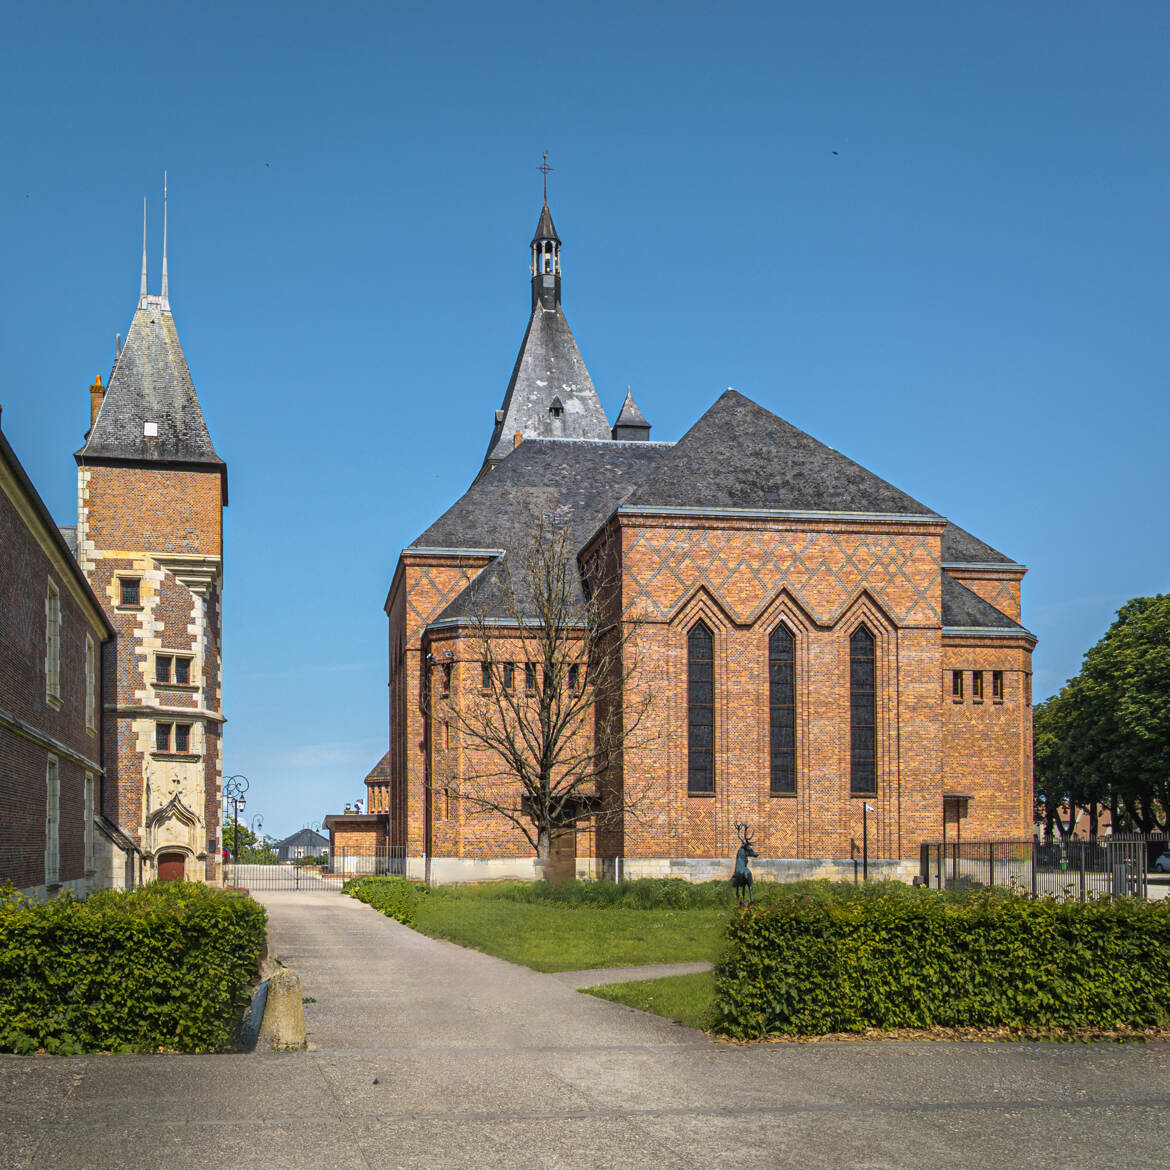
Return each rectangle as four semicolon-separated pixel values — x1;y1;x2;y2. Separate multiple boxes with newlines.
1;1;1166;838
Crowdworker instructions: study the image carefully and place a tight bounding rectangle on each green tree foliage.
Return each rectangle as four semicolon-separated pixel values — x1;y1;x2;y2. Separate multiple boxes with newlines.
0;881;266;1054
1034;595;1170;835
222;822;278;864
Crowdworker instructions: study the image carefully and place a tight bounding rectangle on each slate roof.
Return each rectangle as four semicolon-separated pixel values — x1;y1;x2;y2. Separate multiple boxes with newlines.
532;201;560;244
940;521;1016;565
421;390;1022;633
941;573;1027;631
364;750;391;785
78;296;222;467
482;302;612;468
628;390;938;515
274;828;329;850
415;438;673;621
613;388;650;429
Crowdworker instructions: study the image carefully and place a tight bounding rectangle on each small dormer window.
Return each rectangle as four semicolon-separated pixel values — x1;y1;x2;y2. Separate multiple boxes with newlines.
549;397;564;419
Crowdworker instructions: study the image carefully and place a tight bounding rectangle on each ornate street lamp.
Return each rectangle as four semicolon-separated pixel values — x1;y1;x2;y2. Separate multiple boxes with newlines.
224;774;249;880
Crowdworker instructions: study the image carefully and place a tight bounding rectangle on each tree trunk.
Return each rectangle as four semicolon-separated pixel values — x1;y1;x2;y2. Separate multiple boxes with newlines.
534;825;552;882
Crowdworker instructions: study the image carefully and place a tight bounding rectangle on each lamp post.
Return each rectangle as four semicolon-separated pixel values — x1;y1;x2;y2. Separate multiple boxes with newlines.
224;774;249;883
862;802;875;882
249;813;264;860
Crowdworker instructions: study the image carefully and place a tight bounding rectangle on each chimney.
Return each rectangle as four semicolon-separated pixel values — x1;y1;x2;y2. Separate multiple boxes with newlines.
513;429;522;449
89;374;105;428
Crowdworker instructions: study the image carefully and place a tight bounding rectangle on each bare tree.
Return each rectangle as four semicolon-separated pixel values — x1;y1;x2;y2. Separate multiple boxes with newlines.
424;514;655;873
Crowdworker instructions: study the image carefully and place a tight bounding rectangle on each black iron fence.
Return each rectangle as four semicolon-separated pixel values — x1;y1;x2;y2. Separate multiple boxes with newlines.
226;846;406;891
920;835;1168;900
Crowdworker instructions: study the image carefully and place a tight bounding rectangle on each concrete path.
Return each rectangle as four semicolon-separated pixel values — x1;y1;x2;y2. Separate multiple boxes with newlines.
550;960;713;988
2;889;1169;1169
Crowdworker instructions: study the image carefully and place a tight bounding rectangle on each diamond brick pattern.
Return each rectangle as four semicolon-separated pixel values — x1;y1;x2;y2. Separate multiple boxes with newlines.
623;527;942;628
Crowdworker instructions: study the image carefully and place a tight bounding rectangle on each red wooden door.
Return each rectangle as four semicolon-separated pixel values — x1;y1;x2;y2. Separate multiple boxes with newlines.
157;852;186;882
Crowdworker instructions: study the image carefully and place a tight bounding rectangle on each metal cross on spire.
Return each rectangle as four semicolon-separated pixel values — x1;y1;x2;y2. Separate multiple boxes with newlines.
538;151;553;202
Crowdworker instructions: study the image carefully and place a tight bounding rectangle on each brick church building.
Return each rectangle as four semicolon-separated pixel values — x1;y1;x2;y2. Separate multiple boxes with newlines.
359;196;1035;882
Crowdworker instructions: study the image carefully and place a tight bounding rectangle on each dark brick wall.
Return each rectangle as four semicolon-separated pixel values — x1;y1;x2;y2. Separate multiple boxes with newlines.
0;473;106;889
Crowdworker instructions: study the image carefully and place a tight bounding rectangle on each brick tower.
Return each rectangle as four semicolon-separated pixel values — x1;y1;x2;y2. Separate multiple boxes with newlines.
76;206;227;883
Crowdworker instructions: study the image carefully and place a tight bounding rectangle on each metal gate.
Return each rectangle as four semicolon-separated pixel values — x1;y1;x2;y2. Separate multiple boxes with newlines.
920;835;1164;899
226;848;405;892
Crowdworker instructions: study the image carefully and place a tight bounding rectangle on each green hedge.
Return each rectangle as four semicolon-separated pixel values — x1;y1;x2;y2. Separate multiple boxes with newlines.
344;876;427;926
713;891;1170;1040
0;881;267;1055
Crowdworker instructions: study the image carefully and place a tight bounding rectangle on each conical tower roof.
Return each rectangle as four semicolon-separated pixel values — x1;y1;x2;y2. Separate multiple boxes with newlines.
614;387;649;428
531;200;560;244
78;295;221;468
480;200;609;475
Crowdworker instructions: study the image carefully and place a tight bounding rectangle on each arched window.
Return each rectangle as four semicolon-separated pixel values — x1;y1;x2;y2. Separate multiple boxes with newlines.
850;627;876;794
687;622;714;794
769;625;796;794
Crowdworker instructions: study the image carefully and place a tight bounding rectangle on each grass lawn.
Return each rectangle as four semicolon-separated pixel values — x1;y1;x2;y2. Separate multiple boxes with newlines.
412;895;728;972
584;971;716;1030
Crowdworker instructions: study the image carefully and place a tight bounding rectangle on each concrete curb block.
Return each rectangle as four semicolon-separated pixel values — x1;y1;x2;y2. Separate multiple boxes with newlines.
256;966;307;1052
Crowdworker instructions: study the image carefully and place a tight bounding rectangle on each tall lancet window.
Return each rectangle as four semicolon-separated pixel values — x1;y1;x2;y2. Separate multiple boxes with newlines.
769;625;796;795
850;627;877;795
687;622;715;795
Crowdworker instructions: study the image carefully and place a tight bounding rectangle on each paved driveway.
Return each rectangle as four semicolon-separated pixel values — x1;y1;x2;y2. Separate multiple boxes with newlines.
2;888;1168;1169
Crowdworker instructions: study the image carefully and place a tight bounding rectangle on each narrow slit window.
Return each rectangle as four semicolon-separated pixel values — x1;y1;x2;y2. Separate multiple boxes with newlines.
502;662;514;690
951;671;964;702
687;622;715;795
972;671;984;701
481;662;491;689
45;581;61;700
568;664;580;692
992;671;1005;702
85;634;97;731
769;625;796;795
850;627;876;795
45;757;60;886
525;662;537;691
441;662;452;695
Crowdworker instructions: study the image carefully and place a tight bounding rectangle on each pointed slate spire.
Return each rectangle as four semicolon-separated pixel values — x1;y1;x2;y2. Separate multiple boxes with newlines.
160;172;169;307
78;201;221;473
139;199;148;303
479;197;611;477
612;386;651;441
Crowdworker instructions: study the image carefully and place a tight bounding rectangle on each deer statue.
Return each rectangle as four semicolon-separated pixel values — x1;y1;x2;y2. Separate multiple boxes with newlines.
731;823;759;904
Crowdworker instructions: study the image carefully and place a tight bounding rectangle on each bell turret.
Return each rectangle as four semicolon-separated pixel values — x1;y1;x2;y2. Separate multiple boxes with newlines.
531;201;561;311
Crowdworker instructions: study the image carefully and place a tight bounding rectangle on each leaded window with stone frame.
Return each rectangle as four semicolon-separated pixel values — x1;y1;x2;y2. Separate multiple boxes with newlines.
769;624;796;795
849;627;877;796
687;622;715;795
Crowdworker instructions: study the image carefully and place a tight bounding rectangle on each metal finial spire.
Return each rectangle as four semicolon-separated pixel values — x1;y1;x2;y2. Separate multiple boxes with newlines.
160;172;169;304
537;151;553;202
140;198;148;301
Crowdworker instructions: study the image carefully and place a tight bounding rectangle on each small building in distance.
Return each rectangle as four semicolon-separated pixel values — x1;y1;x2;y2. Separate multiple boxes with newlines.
273;827;329;862
324;751;392;873
0;409;137;897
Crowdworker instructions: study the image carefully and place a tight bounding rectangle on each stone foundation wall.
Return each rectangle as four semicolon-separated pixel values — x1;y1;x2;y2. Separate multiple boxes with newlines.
419;854;918;885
